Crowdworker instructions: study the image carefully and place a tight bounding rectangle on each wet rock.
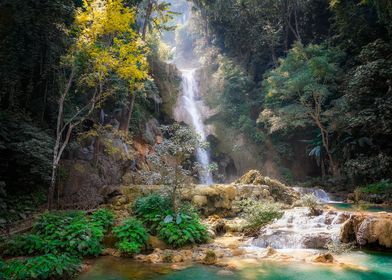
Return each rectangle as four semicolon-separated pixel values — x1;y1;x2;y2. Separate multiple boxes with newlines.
204;215;226;236
172;250;192;263
202;250;217;265
265;246;277;257
302;233;332;249
312;253;334;263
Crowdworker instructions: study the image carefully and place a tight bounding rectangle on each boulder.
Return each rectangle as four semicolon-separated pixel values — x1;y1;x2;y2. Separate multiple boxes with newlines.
202;250;217;265
302;233;332;249
312;253;334;263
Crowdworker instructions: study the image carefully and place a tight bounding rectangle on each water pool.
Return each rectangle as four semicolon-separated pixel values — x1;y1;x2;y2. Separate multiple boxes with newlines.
327;202;392;212
80;251;392;280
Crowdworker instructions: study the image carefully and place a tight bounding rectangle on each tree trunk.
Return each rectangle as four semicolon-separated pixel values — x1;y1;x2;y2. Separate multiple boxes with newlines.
48;164;58;209
119;91;136;132
270;45;277;67
316;120;339;177
142;0;153;40
47;69;75;209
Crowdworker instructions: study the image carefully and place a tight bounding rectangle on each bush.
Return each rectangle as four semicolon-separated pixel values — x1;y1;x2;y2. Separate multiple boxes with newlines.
240;199;283;232
3;234;46;256
113;218;148;254
32;211;104;256
3;210;114;257
133;194;208;248
2;254;80;280
298;194;322;215
158;213;208;248
91;208;115;230
133;194;171;233
298;194;319;208
358;179;392;195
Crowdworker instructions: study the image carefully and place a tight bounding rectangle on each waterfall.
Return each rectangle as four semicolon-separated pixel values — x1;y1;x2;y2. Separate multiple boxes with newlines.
178;69;213;184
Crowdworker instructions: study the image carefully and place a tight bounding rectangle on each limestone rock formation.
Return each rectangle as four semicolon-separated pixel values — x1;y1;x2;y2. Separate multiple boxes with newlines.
235;170;299;204
340;212;392;248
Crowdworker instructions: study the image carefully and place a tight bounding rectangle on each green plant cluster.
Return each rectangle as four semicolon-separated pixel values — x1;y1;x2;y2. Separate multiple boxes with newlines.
133;193;171;234
91;208;115;230
158;212;208;248
239;199;283;232
113;218;148;254
358;180;392;195
1;209;114;279
2;254;80;280
133;194;208;248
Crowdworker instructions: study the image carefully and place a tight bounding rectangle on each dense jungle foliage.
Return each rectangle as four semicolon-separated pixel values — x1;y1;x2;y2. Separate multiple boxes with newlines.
1;0;392;278
191;0;392;186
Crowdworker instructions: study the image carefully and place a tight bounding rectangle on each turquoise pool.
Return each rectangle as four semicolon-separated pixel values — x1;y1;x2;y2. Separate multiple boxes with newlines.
80;251;392;280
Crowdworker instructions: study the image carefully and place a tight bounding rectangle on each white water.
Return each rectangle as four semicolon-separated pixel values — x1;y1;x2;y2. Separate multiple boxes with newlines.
251;207;348;249
293;187;332;203
178;69;213;184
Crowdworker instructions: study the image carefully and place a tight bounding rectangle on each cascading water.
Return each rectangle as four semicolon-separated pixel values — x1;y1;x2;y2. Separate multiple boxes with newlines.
293;187;332;203
251;208;348;249
178;68;213;184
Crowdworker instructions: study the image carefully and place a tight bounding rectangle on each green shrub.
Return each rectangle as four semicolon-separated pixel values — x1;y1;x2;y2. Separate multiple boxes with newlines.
358;179;392;195
158;213;208;248
240;199;283;231
3;234;47;256
33;211;104;256
113;218;148;254
2;254;80;280
91;208;115;230
298;194;321;215
4;210;113;257
133;194;171;233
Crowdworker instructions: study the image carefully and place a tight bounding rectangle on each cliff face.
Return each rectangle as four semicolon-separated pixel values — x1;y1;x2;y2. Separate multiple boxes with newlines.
149;58;182;121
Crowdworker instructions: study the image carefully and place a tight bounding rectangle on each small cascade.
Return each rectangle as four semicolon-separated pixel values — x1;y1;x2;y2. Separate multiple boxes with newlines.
251;208;347;249
177;69;213;184
293;187;331;203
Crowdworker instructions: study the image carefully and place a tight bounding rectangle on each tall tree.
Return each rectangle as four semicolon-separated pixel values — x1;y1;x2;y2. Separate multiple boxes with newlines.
261;43;344;176
48;0;149;208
